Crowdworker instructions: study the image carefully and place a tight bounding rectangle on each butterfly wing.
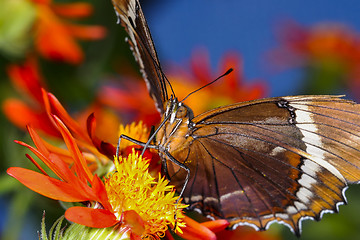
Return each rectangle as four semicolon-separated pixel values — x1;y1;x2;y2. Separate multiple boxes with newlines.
111;0;360;234
112;0;168;113
165;95;360;235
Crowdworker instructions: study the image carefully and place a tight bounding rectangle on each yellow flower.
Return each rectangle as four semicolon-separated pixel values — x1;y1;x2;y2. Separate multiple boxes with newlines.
105;149;186;239
118;121;150;151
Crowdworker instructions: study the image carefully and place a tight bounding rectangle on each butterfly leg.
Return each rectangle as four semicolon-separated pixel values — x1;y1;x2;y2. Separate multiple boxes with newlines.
116;134;157;160
161;155;171;180
164;150;190;231
164;150;190;199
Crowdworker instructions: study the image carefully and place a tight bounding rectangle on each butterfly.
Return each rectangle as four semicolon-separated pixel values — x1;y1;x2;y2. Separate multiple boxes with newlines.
111;0;360;236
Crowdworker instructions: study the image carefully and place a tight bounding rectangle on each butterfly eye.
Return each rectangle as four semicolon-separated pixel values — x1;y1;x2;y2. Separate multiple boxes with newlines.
176;104;194;120
176;106;187;119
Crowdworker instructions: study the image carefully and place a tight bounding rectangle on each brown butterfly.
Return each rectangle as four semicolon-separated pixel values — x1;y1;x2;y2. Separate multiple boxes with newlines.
111;0;360;236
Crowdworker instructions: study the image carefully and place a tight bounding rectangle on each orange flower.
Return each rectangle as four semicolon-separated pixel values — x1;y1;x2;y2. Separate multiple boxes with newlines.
271;21;360;66
3;58;119;160
7;116;188;239
3;57;60;137
7;118;117;228
31;0;106;64
269;21;360;94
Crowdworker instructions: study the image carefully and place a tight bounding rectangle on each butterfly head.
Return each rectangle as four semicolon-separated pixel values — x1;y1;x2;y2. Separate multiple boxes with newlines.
164;96;194;125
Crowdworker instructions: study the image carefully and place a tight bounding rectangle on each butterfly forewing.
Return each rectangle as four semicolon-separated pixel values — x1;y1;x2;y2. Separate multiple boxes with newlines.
112;0;168;113
164;96;360;234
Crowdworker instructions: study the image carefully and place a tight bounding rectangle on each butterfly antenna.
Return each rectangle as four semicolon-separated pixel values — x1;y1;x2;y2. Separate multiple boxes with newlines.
180;68;233;103
162;72;176;97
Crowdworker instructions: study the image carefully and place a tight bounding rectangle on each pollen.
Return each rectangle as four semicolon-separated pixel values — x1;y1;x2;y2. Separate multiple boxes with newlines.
118;121;149;151
104;150;186;239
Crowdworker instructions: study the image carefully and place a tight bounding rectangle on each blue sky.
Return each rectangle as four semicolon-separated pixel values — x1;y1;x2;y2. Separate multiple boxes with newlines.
143;0;360;97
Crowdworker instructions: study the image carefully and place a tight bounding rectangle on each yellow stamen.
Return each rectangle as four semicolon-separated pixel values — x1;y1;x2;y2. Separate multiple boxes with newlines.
105;149;186;239
118;121;149;151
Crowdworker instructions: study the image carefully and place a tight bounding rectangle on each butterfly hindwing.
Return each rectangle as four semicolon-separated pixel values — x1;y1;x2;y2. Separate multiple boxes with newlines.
112;0;168;113
164;96;360;234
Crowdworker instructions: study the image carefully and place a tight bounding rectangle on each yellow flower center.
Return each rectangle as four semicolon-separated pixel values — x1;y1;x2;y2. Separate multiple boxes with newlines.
118;121;150;151
104;150;186;239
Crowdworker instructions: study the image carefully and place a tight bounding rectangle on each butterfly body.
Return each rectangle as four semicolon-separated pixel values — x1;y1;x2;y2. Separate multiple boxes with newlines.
156;98;195;169
156;98;193;149
111;0;360;235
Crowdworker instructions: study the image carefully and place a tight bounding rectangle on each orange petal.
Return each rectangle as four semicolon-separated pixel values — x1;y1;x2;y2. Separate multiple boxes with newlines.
200;219;229;233
179;216;216;240
65;24;106;40
6;57;46;104
2;99;60;137
47;91;91;142
21;126;81;184
7;167;90;202
16;127;100;201
42;140;77;163
123;210;145;236
15;139;84;191
86;113;101;148
52;115;93;183
91;175;112;211
25;153;48;176
26;124;50;156
65;206;117;228
78;105;120;143
36;5;83;64
86;113;116;159
51;3;93;18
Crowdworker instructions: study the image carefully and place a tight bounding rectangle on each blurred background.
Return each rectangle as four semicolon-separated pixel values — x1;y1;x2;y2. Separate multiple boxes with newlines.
1;0;360;239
